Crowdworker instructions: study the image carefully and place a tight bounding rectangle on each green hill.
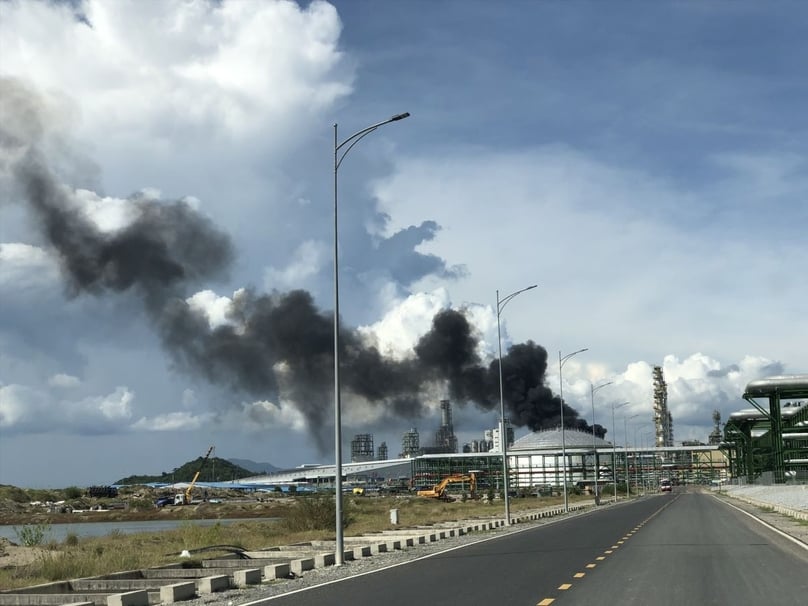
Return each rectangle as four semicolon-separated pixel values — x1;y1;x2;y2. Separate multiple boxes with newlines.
115;456;255;485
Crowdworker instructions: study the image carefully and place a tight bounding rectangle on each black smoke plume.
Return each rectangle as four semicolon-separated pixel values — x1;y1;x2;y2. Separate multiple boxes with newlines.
1;77;603;450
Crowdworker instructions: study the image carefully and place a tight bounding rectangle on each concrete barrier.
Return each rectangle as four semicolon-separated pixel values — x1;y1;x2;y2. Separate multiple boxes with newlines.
107;590;149;606
368;542;388;555
314;553;335;568
196;575;229;594
350;545;371;559
233;569;262;588
290;558;314;576
159;581;196;604
263;563;291;580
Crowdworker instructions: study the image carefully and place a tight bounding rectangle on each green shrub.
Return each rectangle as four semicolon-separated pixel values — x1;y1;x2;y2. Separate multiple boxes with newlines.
0;485;30;502
282;495;352;531
64;486;83;499
15;523;51;547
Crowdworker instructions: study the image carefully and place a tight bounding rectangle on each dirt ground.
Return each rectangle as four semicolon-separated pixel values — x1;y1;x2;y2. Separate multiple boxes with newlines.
0;538;51;568
0;496;291;527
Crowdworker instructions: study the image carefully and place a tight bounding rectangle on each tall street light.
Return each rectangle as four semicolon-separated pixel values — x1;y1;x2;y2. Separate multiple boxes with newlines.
641;431;655;494
590;380;613;502
610;401;629;503
634;423;652;495
496;284;538;525
558;348;588;513
333;112;410;564
625;413;640;498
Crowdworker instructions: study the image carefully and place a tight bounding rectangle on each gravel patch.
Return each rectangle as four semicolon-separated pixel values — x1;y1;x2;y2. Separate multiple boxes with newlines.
719;484;808;511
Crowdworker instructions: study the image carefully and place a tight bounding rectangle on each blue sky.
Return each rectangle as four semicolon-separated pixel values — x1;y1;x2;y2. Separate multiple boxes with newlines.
1;0;806;487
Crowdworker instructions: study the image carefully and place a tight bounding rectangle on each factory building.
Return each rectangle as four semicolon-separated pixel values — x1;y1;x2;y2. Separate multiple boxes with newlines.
411;427;727;495
721;374;808;484
244;426;728;494
400;428;420;458
350;434;374;463
432;399;458;453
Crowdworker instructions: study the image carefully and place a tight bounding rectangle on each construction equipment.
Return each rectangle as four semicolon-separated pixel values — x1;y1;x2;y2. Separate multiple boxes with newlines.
174;445;214;505
417;472;477;500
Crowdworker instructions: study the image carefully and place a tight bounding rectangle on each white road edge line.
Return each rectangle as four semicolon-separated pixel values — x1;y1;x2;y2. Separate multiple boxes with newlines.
712;494;808;552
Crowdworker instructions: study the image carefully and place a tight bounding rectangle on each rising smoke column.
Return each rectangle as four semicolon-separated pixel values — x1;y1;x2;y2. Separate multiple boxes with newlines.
1;78;233;310
1;76;602;450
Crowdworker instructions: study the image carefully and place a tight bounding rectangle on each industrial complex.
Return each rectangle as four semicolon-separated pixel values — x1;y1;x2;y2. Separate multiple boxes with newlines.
237;371;807;496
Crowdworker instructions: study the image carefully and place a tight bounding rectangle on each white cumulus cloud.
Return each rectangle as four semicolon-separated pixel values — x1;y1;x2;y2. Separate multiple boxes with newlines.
48;373;81;388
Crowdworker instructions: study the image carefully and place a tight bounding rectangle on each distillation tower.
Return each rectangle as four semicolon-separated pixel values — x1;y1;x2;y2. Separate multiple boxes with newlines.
653;365;674;447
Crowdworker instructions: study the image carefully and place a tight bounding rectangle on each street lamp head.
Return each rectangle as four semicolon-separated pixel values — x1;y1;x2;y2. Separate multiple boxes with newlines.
592;380;614;394
391;112;411;121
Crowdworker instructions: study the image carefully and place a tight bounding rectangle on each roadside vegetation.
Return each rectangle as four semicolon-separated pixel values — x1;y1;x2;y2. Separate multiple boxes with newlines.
0;490;588;589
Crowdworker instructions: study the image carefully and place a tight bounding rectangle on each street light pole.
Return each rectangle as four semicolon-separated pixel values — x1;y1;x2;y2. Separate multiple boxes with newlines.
642;432;654;494
496;284;538;525
633;423;648;494
634;423;652;495
558;348;588;513
611;401;629;503
333;112;409;564
590;380;613;502
625;413;639;498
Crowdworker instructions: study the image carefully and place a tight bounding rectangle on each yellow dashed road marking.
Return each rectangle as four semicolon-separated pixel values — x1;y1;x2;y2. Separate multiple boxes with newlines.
544;503;662;603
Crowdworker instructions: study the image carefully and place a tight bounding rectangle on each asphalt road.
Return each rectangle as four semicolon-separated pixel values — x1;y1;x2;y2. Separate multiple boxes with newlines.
256;489;808;606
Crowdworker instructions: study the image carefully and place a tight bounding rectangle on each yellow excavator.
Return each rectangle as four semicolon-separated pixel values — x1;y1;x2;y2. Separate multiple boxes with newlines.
417;472;477;500
174;445;215;505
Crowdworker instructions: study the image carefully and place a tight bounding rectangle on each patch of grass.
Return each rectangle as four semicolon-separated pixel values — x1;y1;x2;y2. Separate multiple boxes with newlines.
282;495;351;532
